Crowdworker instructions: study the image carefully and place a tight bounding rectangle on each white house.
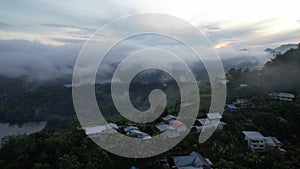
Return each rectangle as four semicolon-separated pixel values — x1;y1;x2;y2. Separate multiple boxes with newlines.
84;123;119;138
269;92;295;102
207;113;222;126
242;131;266;150
239;84;248;88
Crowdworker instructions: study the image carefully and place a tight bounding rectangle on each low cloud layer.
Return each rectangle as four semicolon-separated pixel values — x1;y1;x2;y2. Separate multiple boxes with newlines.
0;40;81;81
0;38;274;82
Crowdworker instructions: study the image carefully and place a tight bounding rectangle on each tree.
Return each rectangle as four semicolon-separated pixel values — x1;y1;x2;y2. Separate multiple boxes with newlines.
58;154;81;169
215;159;246;169
100;152;116;169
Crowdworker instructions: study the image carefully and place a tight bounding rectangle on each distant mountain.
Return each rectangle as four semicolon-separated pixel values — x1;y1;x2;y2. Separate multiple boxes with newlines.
265;44;298;55
223;43;300;71
263;44;300;92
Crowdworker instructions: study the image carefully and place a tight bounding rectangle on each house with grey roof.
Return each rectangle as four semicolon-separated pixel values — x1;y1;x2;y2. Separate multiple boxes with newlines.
123;126;139;134
225;104;238;112
233;98;250;108
172;151;213;169
265;136;283;148
155;115;187;138
269;92;295;102
242;131;287;152
123;126;152;139
194;113;226;133
242;131;266;150
162;114;177;122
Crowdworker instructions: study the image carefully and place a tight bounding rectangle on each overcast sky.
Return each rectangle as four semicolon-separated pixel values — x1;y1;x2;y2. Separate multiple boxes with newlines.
0;0;299;80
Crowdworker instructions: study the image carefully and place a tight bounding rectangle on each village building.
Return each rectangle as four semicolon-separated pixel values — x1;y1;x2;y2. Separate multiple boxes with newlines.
172;151;213;169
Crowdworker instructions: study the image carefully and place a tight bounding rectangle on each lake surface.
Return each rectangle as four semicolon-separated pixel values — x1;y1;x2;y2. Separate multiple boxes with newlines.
0;121;47;141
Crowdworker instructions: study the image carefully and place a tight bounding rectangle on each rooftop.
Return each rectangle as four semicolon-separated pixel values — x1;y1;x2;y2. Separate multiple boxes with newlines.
155;122;174;132
123;126;139;133
270;92;295;98
172;151;211;169
84;123;118;135
169;120;185;129
162;114;176;122
277;92;295;98
207;113;222;120
226;104;238;109
196;119;206;126
242;131;265;139
265;136;282;147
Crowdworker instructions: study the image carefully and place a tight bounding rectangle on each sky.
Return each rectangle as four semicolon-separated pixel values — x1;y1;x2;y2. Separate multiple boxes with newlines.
0;0;299;81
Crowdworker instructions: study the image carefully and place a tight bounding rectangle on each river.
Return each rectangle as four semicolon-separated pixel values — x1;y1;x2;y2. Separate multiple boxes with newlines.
0;121;47;141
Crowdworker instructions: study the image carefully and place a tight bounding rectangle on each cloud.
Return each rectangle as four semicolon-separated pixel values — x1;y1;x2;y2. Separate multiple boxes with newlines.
42;23;96;32
0;22;12;30
0;39;82;81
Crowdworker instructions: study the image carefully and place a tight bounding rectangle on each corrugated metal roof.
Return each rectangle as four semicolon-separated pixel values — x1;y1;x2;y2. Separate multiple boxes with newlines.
265;136;282;147
242;131;265;139
170;120;184;129
84;123;118;135
207;113;222;120
155;122;174;132
172;151;211;169
226;104;238;109
162;115;176;122
124;126;139;133
277;92;295;98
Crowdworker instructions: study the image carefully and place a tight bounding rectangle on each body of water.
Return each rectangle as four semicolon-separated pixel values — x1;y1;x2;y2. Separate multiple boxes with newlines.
0;121;47;141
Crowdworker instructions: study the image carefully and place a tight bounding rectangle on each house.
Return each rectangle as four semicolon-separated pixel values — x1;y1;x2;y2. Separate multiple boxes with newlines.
155;115;187;138
195;113;223;127
207;113;222;125
127;129;152;139
123;126;139;134
242;131;266;150
194;113;226;133
162;114;177;122
265;137;283;148
123;126;152;139
225;104;238;112
269;92;295;102
233;99;250;108
218;79;229;85
172;151;213;169
169;120;187;132
155;122;175;132
84;123;119;138
265;136;287;152
239;84;248;88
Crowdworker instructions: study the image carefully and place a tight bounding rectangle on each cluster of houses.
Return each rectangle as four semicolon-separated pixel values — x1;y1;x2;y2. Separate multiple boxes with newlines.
83;123;152;140
225;91;295;113
242;131;286;152
83;112;227;140
81;90;295;168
